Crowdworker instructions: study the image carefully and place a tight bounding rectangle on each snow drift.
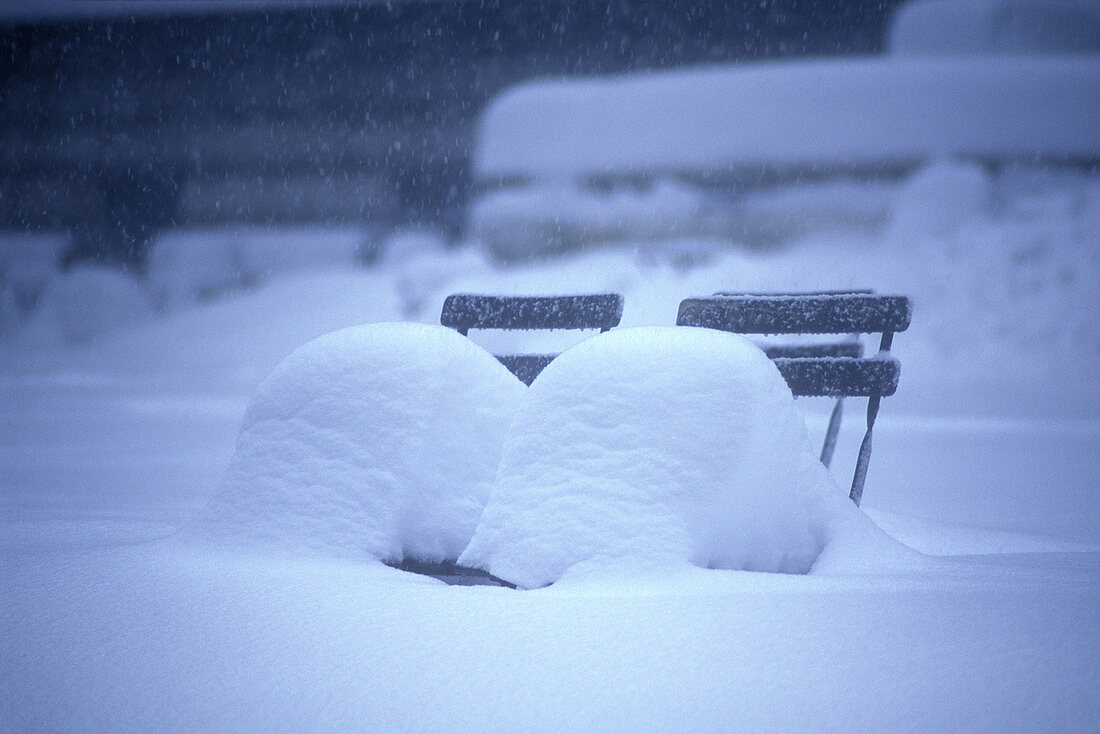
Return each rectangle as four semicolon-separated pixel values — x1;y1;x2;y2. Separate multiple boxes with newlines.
185;322;525;561
460;327;911;587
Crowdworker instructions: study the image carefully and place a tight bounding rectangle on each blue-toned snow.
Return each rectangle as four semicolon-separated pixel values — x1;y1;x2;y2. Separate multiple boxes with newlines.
184;323;523;562
460;327;919;586
2;162;1098;729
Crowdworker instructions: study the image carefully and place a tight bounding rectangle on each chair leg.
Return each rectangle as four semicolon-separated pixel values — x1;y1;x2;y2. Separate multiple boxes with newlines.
849;395;881;506
820;397;844;469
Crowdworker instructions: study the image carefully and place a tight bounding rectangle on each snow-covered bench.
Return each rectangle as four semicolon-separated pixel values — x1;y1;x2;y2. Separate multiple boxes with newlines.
440;293;625;385
676;291;911;505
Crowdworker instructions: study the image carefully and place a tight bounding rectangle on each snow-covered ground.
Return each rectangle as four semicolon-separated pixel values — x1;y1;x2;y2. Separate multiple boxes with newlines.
3;153;1098;730
3;0;1098;724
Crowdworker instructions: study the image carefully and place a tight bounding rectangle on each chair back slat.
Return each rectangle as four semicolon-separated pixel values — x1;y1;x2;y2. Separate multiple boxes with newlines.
775;357;899;398
442;293;624;384
677;293;911;335
762;342;863;360
675;290;911;506
442;294;623;333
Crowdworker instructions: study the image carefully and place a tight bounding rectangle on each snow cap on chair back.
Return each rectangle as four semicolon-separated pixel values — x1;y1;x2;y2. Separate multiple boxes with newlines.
188;322;524;562
460;326;854;587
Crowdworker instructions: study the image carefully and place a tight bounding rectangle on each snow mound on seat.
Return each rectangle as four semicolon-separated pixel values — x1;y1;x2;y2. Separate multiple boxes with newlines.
187;322;524;562
459;327;905;587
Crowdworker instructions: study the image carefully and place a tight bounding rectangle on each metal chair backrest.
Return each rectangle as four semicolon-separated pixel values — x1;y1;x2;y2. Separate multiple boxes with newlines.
676;291;912;505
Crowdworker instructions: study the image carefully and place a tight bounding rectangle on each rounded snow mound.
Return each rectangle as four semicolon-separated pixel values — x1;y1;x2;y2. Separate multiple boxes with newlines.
459;327;891;587
187;322;525;562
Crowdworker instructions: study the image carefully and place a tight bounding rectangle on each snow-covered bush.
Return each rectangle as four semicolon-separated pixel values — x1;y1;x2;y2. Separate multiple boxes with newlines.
459;327;884;587
469;180;726;261
0;232;67;340
187;323;524;561
378;228;450;265
889;158;993;240
148;226;368;308
730;179;895;246
379;229;492;318
0;280;22;338
23;265;154;345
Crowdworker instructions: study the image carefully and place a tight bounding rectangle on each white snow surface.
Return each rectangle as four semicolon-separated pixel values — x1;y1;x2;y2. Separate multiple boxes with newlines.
888;0;1100;57
185;322;524;562
2;218;1097;728
474;56;1100;180
2;130;1099;733
461;327;913;586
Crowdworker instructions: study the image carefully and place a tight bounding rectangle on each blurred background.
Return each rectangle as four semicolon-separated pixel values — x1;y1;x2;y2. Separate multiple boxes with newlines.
1;0;1097;545
1;0;899;296
1;0;1097;382
1;0;901;248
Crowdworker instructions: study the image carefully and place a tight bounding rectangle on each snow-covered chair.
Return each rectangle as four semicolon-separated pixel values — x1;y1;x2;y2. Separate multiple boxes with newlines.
676;291;911;505
187;322;527;584
440;293;624;384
